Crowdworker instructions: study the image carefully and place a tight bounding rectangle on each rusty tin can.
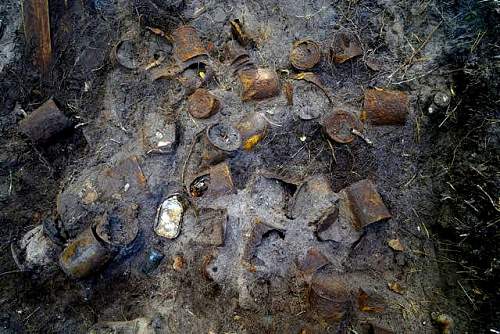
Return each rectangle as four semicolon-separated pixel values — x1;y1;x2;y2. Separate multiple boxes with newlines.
239;68;280;101
172;26;208;63
309;273;352;323
189;162;235;199
345;179;391;230
323;110;362;144
362;89;409;125
290;39;321;70
187;88;221;119
19;99;71;144
236;112;268;151
59;225;114;279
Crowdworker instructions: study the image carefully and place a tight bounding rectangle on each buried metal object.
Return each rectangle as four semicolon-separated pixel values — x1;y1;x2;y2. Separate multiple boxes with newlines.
171;25;208;63
309;273;352;323
239;68;280;101
154;194;185;239
330;31;363;64
236;112;268;151
225;40;255;74
187;88;221;119
189;162;235;198
362;89;409;125
206;122;242;152
346;179;391;230
290;39;321;70
19;99;71;144
59;225;115;279
323;110;362;144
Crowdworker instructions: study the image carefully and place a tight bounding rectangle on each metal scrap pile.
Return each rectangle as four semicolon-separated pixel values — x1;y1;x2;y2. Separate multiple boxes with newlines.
14;15;414;333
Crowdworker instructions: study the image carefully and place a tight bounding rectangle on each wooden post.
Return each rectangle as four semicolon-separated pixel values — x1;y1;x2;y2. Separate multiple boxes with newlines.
21;0;52;73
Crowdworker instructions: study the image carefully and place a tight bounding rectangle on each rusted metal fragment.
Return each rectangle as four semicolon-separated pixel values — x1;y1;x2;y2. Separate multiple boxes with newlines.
283;81;294;105
225;40;256;74
288;174;338;221
236;112;268;151
229;19;254;46
22;0;52;73
19;99;71;144
357;288;385;313
187;88;221;119
189;162;235;199
172;26;207;63
239;68;280;101
330;31;362;64
59;226;113;279
346;179;391;230
207;123;242;152
95;206;139;246
309;273;352;323
290;39;321;70
323;110;362;144
291;72;332;103
97;156;148;200
299;248;329;278
193;208;226;246
362;89;409;125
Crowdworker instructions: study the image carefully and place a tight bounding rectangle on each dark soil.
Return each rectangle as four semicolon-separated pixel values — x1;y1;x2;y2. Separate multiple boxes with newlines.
0;0;499;333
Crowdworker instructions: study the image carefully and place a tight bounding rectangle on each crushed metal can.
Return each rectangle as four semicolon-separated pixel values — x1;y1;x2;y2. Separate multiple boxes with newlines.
290;39;321;70
172;25;208;63
309;273;352;323
345;179;391;230
187;88;221;119
298;248;329;283
323;110;362;144
59;225;114;279
113;39;140;70
239;68;280;101
206;122;242;152
94;206;139;247
19;99;71;144
229;19;254;47
225;40;255;74
291;72;332;104
236;112;268;151
189;162;235;198
362;89;409;125
330;31;363;64
154;194;185;239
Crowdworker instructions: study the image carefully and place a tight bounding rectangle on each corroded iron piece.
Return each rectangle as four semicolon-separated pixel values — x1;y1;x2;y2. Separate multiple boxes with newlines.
330;31;363;64
323;110;362;144
239;68;280;101
346;179;391;230
22;0;52;73
236;112;268;151
59;226;113;279
290;39;321;70
19;99;71;143
362;89;409;125
292;72;332;104
225;40;255;74
171;25;207;63
189;162;235;198
206;122;242;152
309;273;352;323
187;88;221;119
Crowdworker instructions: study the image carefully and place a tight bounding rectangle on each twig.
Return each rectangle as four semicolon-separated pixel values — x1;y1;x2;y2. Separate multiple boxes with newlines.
457;280;477;310
0;270;25;278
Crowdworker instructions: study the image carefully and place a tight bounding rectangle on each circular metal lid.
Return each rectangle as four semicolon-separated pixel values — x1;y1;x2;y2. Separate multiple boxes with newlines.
206;123;242;152
324;110;361;144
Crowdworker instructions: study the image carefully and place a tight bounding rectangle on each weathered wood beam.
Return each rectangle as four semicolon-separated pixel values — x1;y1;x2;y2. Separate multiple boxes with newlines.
21;0;52;73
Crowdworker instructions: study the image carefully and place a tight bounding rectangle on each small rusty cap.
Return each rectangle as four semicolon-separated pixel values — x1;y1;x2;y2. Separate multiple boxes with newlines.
206;122;242;152
290;39;321;70
187;88;221;119
324;110;361;144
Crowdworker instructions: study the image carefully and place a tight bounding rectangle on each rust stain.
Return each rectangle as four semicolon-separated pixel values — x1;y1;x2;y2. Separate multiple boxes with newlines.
363;89;409;125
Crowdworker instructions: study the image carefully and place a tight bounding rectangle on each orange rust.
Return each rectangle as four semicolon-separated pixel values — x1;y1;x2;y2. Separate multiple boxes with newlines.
323;110;361;144
187;88;220;119
172;26;207;63
330;31;362;64
357;288;385;313
346;179;391;230
283;81;294;105
22;0;52;73
239;68;280;101
363;89;409;125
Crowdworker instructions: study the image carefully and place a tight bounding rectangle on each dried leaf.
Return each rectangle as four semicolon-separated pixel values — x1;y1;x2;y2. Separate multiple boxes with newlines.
388;238;405;252
388;281;405;294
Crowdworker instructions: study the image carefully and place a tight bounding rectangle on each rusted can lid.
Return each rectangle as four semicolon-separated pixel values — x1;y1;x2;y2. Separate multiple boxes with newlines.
206;122;242;152
323;110;361;144
187;88;221;119
290;39;321;70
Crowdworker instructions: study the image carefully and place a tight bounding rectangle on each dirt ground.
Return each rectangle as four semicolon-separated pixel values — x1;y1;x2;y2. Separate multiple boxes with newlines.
0;0;499;333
